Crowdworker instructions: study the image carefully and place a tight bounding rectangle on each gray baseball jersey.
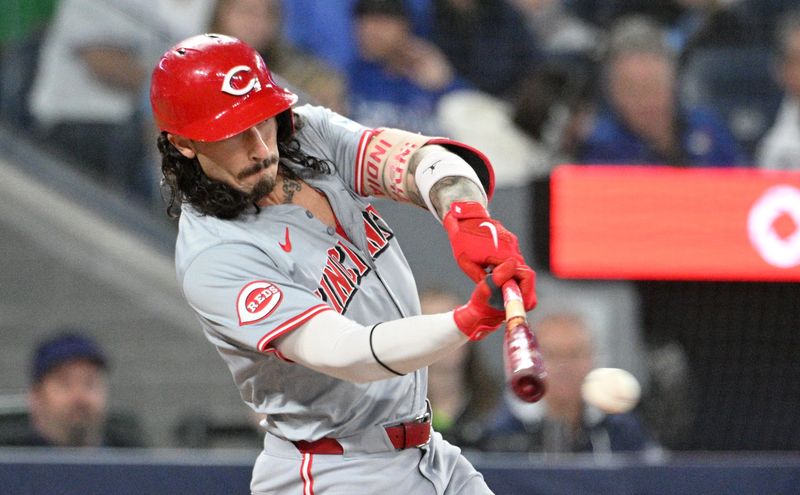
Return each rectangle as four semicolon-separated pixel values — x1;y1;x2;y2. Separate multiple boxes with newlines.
176;105;491;494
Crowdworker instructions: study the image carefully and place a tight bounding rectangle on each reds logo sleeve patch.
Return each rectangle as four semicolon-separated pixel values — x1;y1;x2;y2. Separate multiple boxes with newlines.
237;281;283;326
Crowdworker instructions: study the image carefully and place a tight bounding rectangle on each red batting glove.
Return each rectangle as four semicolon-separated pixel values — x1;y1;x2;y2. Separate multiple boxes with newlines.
513;261;538;312
443;201;524;283
454;260;520;341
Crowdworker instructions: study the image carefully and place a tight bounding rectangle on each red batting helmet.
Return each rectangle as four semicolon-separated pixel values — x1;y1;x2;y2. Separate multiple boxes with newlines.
150;33;298;142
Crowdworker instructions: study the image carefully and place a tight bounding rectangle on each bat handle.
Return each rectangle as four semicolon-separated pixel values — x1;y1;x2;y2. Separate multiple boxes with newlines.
502;280;527;321
502;280;547;403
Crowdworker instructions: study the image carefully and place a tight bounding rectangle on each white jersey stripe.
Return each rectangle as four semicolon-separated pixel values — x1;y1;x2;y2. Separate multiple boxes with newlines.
257;304;333;351
301;453;314;495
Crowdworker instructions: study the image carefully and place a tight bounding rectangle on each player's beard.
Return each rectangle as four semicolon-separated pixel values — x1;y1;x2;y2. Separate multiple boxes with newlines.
204;155;305;219
175;137;325;220
239;154;280;204
185;157;279;220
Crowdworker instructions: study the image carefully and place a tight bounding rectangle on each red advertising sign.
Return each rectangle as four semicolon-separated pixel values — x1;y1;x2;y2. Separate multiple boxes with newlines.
550;165;800;281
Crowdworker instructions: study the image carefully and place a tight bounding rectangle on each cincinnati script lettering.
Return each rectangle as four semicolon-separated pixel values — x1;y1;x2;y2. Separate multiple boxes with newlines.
313;205;394;313
315;244;370;313
363;204;394;257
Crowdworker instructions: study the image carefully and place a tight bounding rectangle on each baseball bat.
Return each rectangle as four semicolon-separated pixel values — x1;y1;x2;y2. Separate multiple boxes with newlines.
501;280;547;402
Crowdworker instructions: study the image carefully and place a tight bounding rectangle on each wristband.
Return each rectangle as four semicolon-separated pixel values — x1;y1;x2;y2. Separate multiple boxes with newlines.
414;149;486;223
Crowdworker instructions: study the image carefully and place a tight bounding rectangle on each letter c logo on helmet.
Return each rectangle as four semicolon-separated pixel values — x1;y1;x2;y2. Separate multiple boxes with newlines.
221;65;263;96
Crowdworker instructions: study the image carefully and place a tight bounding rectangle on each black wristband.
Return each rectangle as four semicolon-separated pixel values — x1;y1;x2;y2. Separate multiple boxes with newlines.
369;323;405;376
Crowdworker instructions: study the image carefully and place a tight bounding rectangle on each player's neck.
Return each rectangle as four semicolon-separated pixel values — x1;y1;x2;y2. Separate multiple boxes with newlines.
258;173;337;228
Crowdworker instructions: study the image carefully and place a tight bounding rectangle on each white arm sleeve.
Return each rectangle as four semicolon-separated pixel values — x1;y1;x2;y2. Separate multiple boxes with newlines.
273;310;469;383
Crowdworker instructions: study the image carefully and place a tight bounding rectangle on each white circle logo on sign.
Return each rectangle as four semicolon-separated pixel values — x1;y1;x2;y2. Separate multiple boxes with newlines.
747;185;800;268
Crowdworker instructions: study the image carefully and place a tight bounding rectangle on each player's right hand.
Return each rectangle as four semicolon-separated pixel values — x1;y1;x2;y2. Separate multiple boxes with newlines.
454;259;535;341
443;201;524;283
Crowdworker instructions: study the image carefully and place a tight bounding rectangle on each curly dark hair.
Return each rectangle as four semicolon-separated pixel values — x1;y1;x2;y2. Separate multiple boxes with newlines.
157;111;333;220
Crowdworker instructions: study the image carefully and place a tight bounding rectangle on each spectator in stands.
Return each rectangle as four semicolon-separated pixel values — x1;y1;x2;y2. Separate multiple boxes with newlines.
482;310;659;454
666;0;750;59
430;0;541;98
348;0;463;134
577;15;745;166
756;10;800;170
0;0;57;129
566;0;684;31
509;0;601;60
566;0;750;49
421;287;498;449
509;62;596;169
3;331;144;447
674;4;779;161
437;61;595;185
738;0;800;46
279;0;433;73
211;0;348;116
28;0;215;204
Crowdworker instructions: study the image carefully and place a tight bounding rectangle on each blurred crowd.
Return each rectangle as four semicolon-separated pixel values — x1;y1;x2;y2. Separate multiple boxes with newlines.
1;0;799;453
2;0;800;209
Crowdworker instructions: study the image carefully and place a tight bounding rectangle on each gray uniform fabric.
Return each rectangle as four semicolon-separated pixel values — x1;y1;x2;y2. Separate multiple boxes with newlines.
174;105;492;494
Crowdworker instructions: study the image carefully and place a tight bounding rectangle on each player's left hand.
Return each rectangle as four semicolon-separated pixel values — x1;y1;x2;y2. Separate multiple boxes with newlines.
443;201;524;282
453;259;517;341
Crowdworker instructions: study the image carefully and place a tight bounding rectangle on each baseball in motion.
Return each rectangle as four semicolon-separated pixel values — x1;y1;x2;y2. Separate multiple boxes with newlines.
581;368;641;414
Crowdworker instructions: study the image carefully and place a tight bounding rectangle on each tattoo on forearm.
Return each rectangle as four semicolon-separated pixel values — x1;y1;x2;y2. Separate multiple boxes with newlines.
282;178;302;204
430;177;486;218
405;180;424;207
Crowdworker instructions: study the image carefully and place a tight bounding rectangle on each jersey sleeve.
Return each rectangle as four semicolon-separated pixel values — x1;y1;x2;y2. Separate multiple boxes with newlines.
295;104;495;200
294;104;376;196
182;244;333;355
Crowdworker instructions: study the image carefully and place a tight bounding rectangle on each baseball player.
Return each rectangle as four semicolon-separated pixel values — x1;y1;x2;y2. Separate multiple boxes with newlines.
150;34;536;494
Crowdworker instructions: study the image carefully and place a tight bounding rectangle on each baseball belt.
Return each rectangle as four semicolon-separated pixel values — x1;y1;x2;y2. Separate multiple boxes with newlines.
293;407;432;455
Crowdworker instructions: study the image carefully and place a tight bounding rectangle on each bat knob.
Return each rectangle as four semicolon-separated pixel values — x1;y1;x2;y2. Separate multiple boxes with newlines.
510;373;547;403
504;322;548;403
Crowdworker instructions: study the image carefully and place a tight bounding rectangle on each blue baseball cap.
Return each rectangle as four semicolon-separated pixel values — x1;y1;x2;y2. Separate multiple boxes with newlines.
32;332;108;383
